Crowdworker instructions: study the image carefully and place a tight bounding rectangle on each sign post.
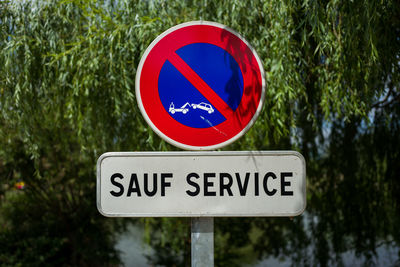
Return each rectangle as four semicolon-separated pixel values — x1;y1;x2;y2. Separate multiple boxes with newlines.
97;151;306;265
98;21;306;266
134;21;268;265
192;217;214;267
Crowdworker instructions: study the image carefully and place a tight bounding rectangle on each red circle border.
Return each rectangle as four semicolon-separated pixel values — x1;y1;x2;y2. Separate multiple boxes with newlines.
136;21;265;150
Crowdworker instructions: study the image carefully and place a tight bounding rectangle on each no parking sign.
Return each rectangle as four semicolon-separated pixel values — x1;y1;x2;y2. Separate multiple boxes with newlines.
136;21;265;150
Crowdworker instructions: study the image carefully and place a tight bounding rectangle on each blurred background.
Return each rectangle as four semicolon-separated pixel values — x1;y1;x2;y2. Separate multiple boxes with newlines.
1;0;399;266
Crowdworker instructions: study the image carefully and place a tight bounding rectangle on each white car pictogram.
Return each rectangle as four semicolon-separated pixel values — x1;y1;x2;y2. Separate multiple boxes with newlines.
191;102;214;114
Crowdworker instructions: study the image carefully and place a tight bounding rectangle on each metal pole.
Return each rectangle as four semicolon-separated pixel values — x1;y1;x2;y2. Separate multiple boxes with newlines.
191;217;214;267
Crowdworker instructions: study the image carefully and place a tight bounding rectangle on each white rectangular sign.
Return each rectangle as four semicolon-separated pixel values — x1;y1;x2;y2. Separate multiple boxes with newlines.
97;151;306;217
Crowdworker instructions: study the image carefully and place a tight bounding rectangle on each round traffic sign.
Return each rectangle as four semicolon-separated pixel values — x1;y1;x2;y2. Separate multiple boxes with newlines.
136;21;265;150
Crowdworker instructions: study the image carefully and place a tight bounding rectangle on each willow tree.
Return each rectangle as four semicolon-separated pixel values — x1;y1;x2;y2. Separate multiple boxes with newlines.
0;0;399;266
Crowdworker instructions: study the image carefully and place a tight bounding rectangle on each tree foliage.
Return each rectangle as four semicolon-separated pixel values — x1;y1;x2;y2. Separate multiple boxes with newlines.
0;0;399;266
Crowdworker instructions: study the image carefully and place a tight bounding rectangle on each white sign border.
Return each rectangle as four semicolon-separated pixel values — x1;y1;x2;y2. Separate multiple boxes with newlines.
97;151;306;217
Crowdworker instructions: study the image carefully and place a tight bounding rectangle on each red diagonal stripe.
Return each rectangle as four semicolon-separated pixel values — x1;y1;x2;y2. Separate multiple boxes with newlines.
168;52;234;119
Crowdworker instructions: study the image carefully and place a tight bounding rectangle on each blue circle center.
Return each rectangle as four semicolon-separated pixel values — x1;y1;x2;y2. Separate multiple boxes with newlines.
158;43;244;128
